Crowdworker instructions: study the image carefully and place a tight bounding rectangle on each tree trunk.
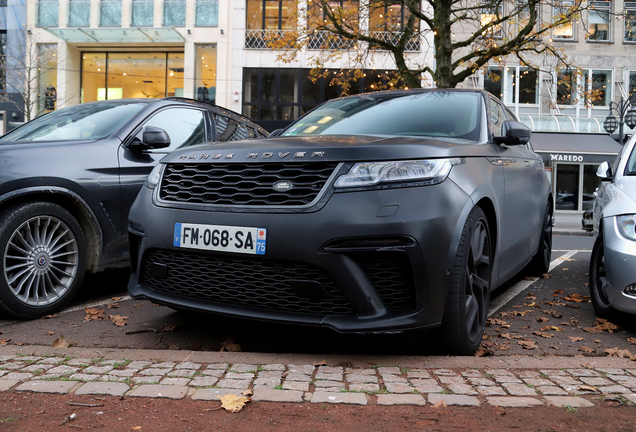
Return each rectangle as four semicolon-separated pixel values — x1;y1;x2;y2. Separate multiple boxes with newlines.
433;0;455;88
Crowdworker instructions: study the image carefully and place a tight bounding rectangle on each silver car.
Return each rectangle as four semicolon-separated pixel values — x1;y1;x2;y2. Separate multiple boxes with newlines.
590;134;636;317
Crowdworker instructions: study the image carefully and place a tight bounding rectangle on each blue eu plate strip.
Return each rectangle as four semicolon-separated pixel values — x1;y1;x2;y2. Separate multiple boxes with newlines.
174;223;182;247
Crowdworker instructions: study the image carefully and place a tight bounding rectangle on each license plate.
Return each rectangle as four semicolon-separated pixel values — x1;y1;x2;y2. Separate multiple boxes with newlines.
174;223;266;255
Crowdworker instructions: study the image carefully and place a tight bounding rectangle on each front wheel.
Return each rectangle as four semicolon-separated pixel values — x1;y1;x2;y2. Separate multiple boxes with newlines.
441;206;492;355
589;233;616;319
0;202;87;319
526;200;553;275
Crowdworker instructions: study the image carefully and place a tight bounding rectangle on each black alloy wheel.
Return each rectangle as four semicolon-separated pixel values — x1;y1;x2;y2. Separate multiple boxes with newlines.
589;233;616;319
441;206;492;355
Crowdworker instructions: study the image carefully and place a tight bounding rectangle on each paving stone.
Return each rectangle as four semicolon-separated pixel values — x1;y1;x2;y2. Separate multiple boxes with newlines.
540;369;568;377
607;375;635;383
167;370;196;378
598;385;630;394
477;386;506;396
428;394;479;407
595;368;626;375
544;396;595;407
502;383;537;396
0;380;20;391
580;377;613;386
253;377;281;388
623;394;636;404
314;380;344;388
348;383;380;392
129;384;188;399
100;360;125;366
192;388;245;400
523;378;555;387
16;381;78;394
447;384;478;395
132;376;162;384
70;373;102;382
311;391;367;405
461;370;483;378
287;365;315;375
161;377;191;386
153;362;177;369
494;375;522;384
14;356;41;362
377;367;400;375
432;369;457;376
2;362;25;370
230;364;258;373
567;369;600;377
83;366;114;374
552;376;582;386
216;379;251;389
20;364;54;373
469;378;496;386
67;359;92;366
377;394;425;406
190;376;219;387
384;382;413;394
486;369;515;376
537;386;569;395
47;366;80;375
139;368;169;376
37;358;63;365
347;374;379;384
0;356;15;362
411;379;443;393
439;376;465;385
3;373;33;381
225;372;255;380
318;367;344;374
202;369;225;377
206;363;229;370
252;389;304;403
175;362;201;370
487;397;543;407
108;370;135;377
76;382;129;396
346;368;375;375
0;371;6;377
408;370;431;379
517;371;542;378
283;381;310;391
261;364;286;371
258;371;283;379
100;376;129;383
128;361;153;369
285;373;312;382
315;372;342;381
32;374;63;380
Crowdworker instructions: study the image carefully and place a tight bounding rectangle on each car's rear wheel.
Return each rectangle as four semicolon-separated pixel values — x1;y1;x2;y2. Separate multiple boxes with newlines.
441;206;492;355
0;202;87;319
589;233;616;319
526;200;553;275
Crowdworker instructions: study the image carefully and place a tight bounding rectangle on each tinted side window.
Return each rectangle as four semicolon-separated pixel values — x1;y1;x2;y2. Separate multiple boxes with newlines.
215;114;250;141
489;98;506;136
143;108;206;152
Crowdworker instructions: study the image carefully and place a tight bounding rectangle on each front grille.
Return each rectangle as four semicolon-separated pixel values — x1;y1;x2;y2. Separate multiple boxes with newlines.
141;250;355;316
160;162;338;206
359;253;417;311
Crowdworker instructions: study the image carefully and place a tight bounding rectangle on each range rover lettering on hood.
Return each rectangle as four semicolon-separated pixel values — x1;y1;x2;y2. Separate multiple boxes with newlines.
178;151;325;160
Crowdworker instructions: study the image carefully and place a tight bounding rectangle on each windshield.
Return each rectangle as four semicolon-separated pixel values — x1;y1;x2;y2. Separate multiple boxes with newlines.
0;101;148;142
627;141;636;175
282;92;482;141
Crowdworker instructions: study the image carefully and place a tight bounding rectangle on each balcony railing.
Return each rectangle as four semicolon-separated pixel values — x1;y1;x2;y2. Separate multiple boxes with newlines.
307;30;354;50
131;0;153;27
245;29;297;49
163;0;185;27
36;0;59;27
370;31;420;51
68;0;89;27
195;0;218;26
99;0;122;27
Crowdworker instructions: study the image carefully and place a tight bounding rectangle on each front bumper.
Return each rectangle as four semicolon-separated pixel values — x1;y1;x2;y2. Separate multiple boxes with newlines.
128;180;471;333
603;217;636;314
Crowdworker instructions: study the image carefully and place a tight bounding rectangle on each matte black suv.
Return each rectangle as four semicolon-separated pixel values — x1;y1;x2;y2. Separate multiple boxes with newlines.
0;98;267;319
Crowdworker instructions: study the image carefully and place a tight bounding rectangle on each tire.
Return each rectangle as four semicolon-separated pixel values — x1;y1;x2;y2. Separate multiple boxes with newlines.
441;206;492;355
0;202;87;319
526;200;553;275
589;233;616;319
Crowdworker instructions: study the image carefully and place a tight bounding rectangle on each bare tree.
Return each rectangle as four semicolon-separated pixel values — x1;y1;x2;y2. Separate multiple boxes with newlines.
269;0;600;91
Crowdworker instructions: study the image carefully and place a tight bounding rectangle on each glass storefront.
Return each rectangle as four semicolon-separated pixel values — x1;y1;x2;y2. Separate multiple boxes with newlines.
194;45;217;104
81;52;185;102
553;162;601;212
38;44;58;115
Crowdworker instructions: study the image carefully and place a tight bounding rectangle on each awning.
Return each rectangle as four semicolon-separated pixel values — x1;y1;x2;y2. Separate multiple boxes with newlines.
531;132;622;155
45;27;185;43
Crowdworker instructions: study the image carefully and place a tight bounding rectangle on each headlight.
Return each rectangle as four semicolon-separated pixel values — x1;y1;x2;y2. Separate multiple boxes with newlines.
144;164;165;189
334;158;465;189
617;214;636;241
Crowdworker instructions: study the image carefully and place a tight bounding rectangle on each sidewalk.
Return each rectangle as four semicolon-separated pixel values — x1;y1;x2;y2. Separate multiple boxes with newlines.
0;345;634;409
554;212;592;237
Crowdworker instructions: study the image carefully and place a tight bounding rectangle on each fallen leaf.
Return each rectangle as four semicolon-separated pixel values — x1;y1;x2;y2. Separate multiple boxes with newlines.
542;273;552;279
563;293;591;303
169;345;180;350
132;427;142;430
487;318;509;327
540;325;552;331
562;268;569;270
579;346;594;353
500;333;512;339
595;319;621;333
581;363;593;369
242;389;253;396
14;343;23;346
218;394;251;413
512;305;523;309
578;385;600;393
513;310;534;317
474;348;494;357
134;304;142;308
569;336;584;342
543;301;554;306
0;339;10;345
432;400;447;409
524;276;536;281
594;339;602;343
537;317;549;323
109;315;129;327
499;311;509;317
52;335;72;348
220;338;242;352
551;326;563;332
627;338;636;345
84;307;105;322
520;326;531;330
532;331;554;338
518;340;537;350
313;360;327;366
112;296;124;301
551;345;560;350
544;310;563;319
46;331;55;336
107;302;120;309
553;289;564;294
582;327;604;334
41;313;59;319
565;304;580;309
604;348;636;359
163;323;178;332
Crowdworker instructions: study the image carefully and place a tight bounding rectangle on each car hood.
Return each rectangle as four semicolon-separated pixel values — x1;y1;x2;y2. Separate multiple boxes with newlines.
598;177;636;218
162;135;498;163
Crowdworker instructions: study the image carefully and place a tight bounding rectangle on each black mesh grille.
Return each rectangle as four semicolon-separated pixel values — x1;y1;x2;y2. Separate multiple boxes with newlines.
359;253;416;311
160;162;338;206
141;250;355;315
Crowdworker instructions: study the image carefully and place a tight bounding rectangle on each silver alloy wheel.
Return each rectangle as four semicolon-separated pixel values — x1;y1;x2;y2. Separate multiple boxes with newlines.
3;215;79;306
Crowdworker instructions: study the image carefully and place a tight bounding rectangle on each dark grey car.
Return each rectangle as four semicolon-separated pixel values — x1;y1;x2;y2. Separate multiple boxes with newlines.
0;98;267;319
128;89;553;354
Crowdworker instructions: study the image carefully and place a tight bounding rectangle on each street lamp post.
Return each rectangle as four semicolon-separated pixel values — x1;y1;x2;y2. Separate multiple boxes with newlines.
603;97;636;145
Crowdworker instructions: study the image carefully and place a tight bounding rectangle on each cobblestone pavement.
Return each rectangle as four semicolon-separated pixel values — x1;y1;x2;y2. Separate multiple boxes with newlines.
1;353;636;408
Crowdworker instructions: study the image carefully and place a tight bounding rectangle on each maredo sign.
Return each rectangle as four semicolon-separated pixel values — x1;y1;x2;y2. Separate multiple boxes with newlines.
550;154;584;162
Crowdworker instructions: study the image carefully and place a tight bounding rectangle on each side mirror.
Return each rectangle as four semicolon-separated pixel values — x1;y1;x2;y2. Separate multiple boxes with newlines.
596;161;613;181
494;120;531;145
268;128;283;137
129;126;171;151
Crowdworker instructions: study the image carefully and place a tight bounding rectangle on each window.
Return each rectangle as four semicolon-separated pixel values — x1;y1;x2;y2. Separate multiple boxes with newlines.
0;31;5;92
195;45;217;104
196;0;218;26
489;98;506;136
143;108;206;152
100;0;122;26
504;66;538;105
588;0;610;41
625;2;636;41
246;0;296;30
556;68;577;105
37;44;57;114
585;69;612;106
37;0;59;27
307;0;358;49
484;66;503;100
553;0;574;40
131;0;153;27
68;0;90;27
481;0;503;38
163;0;185;26
369;2;413;33
628;71;636;100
